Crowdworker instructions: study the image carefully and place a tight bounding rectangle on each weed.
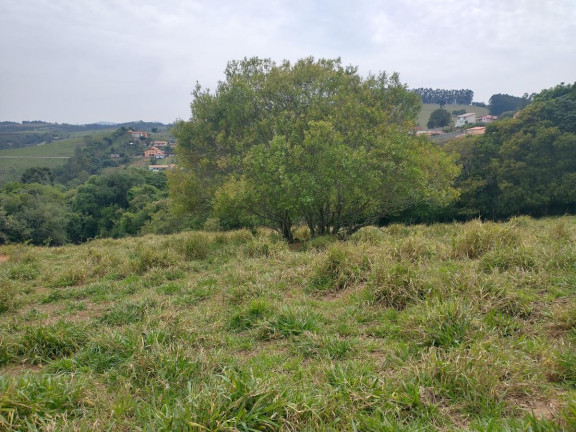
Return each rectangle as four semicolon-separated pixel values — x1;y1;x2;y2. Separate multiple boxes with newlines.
350;225;386;244
7;263;39;281
16;321;88;364
453;220;519;259
259;307;319;339
304;234;338;251
156;282;183;295
176;232;210;260
549;348;576;387
308;243;370;292
0;374;87;430
295;334;356;360
480;246;537;272
99;300;154;326
366;262;426;310
401;300;472;349
228;299;273;332
0;281;19;314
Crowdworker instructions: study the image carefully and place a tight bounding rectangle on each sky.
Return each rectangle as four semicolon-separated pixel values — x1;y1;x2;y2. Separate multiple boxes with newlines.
0;0;574;125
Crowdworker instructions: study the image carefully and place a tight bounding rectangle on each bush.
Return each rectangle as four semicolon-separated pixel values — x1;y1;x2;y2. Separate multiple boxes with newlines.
366;263;426;310
453;220;519;259
308;243;370;292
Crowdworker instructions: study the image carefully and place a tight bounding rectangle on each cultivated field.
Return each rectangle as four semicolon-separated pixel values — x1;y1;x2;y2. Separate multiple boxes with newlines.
1;217;576;431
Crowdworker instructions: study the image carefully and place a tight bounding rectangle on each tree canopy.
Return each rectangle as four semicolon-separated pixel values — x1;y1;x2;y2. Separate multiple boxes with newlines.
412;88;474;105
446;82;576;219
427;108;452;129
174;57;459;240
488;93;532;116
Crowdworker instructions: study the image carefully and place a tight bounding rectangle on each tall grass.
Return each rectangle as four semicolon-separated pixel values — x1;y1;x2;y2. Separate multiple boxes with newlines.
1;217;576;430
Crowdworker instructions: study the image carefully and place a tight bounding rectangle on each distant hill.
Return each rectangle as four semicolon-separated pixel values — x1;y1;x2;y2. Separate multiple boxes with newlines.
0;121;171;150
0;123;174;186
417;104;489;130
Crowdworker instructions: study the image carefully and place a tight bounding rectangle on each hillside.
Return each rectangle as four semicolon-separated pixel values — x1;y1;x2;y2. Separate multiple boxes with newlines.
1;217;576;430
417;104;489;130
0;124;174;185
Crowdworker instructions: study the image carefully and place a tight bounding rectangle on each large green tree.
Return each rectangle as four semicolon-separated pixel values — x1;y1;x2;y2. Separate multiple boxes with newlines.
427;108;452;129
175;57;459;240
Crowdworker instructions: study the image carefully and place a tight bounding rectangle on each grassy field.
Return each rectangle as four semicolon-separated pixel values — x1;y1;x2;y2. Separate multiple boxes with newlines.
0;134;99;185
1;217;576;430
418;104;490;130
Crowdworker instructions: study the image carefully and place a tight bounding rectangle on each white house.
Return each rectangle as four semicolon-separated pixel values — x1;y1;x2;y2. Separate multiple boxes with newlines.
455;113;476;127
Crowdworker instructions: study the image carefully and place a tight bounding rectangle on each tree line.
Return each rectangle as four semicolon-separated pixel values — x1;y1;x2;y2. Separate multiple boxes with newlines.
412;88;474;105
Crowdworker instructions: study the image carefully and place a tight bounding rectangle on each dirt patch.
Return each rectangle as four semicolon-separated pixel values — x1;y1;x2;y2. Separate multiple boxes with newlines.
0;255;9;263
0;363;44;377
529;400;559;420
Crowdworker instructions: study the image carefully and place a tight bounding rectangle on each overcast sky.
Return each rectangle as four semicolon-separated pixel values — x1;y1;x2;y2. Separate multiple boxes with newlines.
1;0;574;124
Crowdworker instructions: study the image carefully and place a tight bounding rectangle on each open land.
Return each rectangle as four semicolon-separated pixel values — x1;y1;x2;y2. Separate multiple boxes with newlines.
1;217;576;430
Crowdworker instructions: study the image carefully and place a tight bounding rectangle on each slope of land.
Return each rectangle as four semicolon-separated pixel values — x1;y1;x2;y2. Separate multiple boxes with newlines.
1;217;576;430
417;104;489;130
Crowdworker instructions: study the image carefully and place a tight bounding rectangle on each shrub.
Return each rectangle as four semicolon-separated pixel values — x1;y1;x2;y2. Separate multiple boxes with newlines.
366;263;426;310
453;220;519;259
308;243;370;292
175;233;210;260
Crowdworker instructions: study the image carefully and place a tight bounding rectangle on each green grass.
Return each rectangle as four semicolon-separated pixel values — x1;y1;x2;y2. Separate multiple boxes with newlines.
1;218;576;430
417;103;490;130
0;129;117;184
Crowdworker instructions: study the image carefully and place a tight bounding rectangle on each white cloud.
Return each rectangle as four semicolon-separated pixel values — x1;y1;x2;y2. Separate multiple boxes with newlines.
0;0;574;123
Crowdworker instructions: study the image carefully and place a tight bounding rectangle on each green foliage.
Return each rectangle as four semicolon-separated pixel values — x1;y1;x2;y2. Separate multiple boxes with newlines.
427;108;452;129
0;182;71;245
489;93;531;116
20;167;55;185
446;81;576;220
175;57;458;239
98;300;153;326
16;322;89;364
0;374;87;430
